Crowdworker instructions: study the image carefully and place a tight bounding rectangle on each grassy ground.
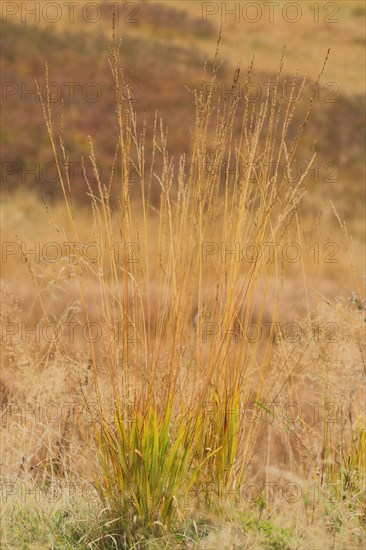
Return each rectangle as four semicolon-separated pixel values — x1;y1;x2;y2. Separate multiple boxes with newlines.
1;483;365;548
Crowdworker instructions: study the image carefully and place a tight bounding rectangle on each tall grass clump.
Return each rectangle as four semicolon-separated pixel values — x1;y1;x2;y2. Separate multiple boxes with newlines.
30;21;347;545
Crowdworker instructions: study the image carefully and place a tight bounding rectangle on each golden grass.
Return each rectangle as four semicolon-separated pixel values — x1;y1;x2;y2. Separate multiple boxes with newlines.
1;20;365;550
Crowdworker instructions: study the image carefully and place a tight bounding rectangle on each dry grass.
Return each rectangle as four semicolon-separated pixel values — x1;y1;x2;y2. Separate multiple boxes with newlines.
1;11;365;550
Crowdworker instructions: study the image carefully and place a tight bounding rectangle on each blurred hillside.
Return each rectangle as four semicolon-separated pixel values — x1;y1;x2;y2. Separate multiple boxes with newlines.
1;0;365;222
